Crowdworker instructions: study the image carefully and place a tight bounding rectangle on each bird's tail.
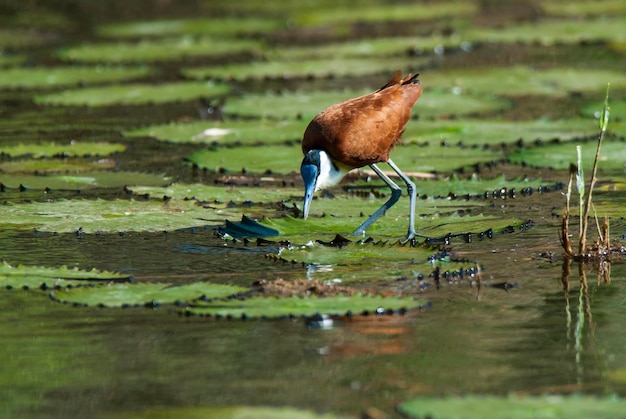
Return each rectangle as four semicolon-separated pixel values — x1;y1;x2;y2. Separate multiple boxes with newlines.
378;70;420;91
401;72;420;85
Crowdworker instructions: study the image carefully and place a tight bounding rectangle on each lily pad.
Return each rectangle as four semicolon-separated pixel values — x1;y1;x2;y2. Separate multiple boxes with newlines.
402;118;601;147
182;56;428;81
50;282;248;308
276;240;452;266
0;158;117;174
185;142;502;174
424;66;626;96
290;1;476;28
0;262;129;290
508;138;626;171
542;1;626;17
0;66;151;89
398;394;626;419
469;16;626;45
262;213;528;242
0;172;171;191
123;119;306;145
97;17;284;38
58;37;265;63
410;175;549;198
34;80;230;106
0;141;126;158
185;294;424;318
269;36;470;61
127;183;298;204
0;194;278;233
222;88;510;120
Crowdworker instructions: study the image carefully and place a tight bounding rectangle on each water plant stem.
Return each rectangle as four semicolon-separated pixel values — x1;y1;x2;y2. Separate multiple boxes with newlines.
578;83;610;256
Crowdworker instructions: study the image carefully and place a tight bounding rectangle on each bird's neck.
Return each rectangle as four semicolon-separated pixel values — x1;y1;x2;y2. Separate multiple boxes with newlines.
316;150;349;190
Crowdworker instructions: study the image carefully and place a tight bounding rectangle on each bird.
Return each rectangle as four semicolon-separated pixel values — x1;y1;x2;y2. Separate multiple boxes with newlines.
300;70;422;239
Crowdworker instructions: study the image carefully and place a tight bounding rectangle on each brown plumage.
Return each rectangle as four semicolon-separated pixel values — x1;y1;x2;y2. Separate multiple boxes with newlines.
299;70;422;239
302;70;422;168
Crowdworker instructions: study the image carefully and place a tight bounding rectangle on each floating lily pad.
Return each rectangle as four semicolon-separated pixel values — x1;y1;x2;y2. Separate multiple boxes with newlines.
97;17;284;38
185;142;502;174
0;262;129;290
0;66;151;89
542;1;626;17
262;213;528;242
222;87;509;120
0;196;273;233
272;242;482;283
1;172;171;190
508;138;626;171
0;141;126;158
34;80;230;106
185;294;424;318
183;56;428;81
127;183;298;204
276;240;450;266
58;37;265;63
398;394;626;419
1;106;143;133
0;158;117;174
411;175;548;198
50;282;248;308
470;16;626;45
402;118;600;147
424;66;626;96
291;1;476;27
123;118;306;145
269;36;469;61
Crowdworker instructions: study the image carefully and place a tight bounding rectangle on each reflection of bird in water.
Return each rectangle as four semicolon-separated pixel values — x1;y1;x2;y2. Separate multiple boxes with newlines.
300;70;422;239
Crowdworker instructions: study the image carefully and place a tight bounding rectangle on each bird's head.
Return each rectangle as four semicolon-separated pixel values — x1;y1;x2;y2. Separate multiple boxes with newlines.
300;149;348;219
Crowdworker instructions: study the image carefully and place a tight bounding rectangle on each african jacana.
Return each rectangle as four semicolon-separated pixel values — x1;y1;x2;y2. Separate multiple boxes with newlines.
300;70;422;239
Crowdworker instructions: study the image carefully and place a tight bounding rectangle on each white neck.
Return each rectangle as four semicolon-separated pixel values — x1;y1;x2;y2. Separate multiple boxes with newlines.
315;150;349;191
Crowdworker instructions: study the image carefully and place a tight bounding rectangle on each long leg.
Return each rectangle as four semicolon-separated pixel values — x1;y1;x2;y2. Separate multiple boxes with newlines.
386;158;417;239
352;163;402;236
